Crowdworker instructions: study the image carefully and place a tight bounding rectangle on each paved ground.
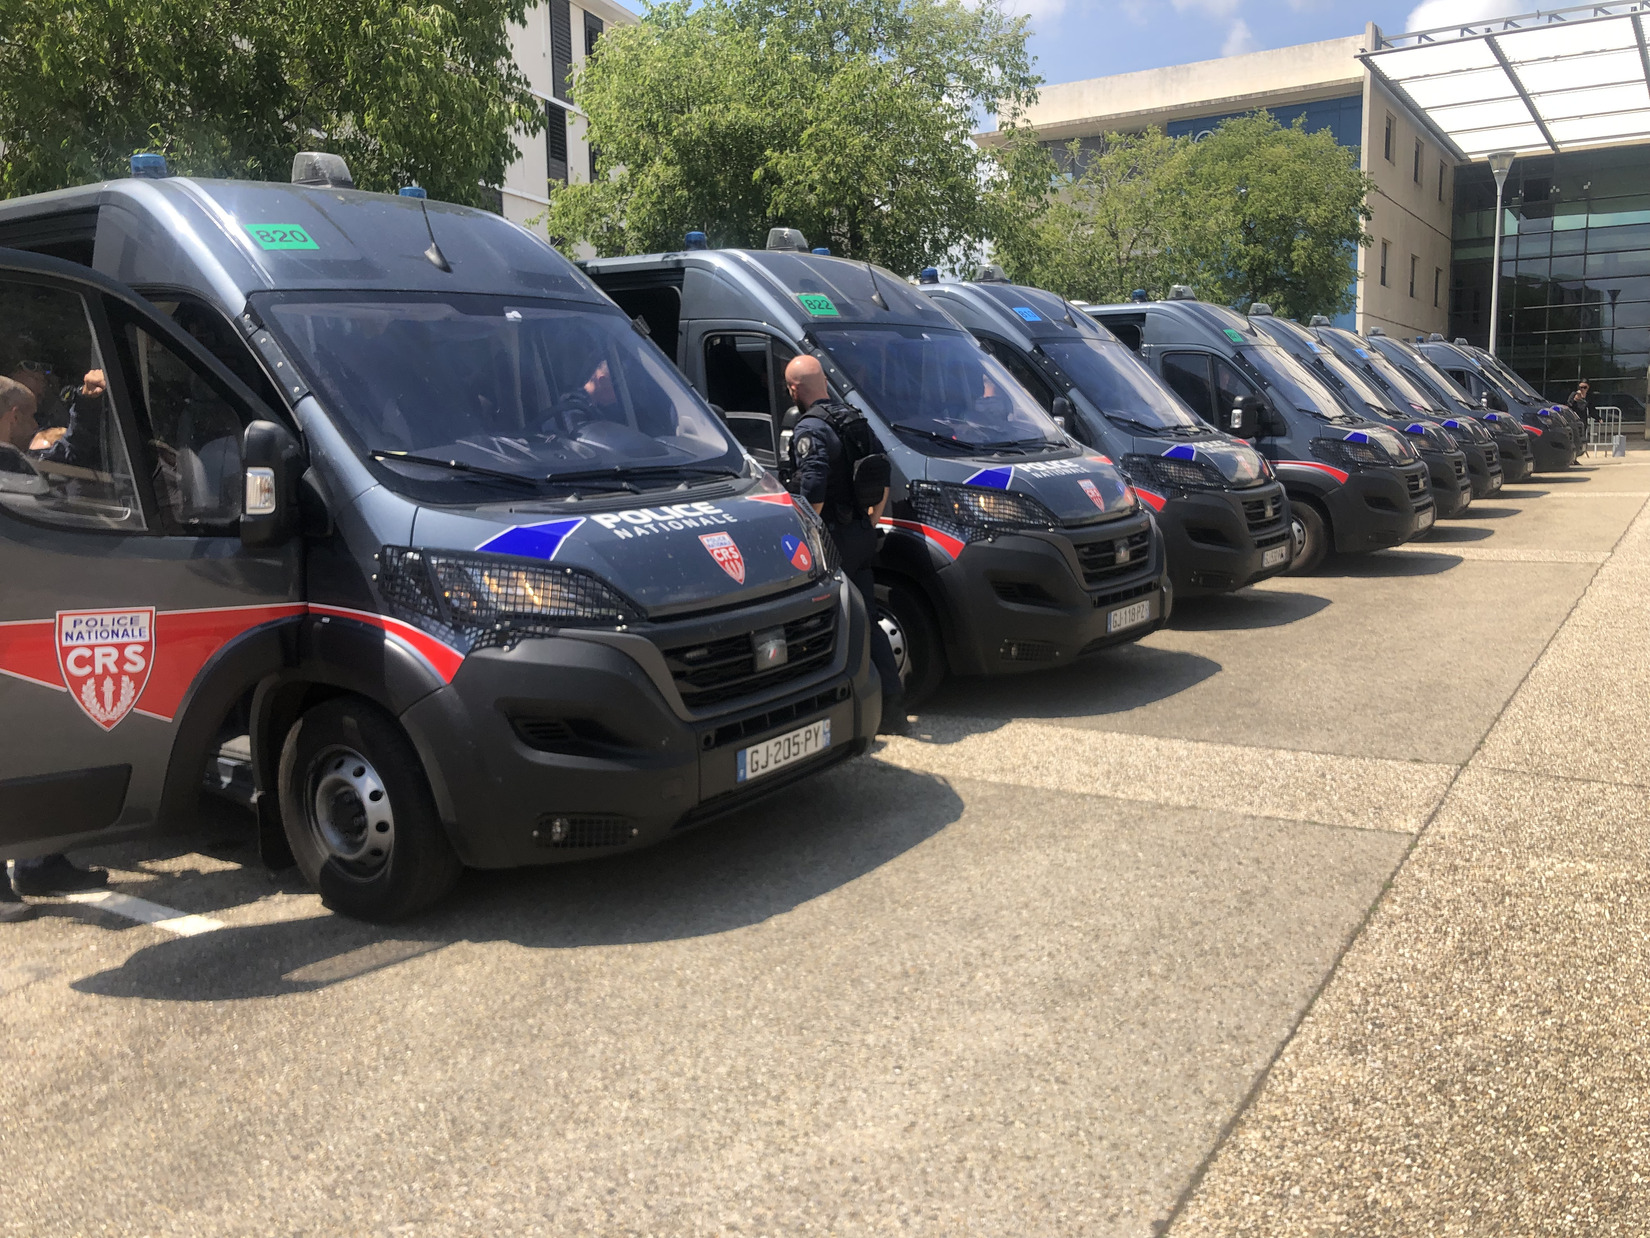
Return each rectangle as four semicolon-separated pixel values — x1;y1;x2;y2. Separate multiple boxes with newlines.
4;449;1647;1236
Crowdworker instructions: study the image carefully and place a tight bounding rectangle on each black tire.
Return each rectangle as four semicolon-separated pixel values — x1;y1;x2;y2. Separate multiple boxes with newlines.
875;580;946;707
278;696;462;922
1284;500;1330;575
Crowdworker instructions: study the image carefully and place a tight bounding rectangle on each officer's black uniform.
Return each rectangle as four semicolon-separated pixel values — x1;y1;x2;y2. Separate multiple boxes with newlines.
791;397;905;730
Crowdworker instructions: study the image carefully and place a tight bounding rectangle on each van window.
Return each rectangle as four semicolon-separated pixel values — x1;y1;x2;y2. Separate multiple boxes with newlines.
0;278;145;532
1159;352;1215;421
704;332;796;463
147;295;286;413
977;338;1055;411
119;324;254;532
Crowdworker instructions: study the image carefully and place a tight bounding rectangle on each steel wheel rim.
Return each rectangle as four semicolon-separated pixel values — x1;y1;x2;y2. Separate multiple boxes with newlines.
877;607;911;683
307;745;395;876
1290;515;1308;558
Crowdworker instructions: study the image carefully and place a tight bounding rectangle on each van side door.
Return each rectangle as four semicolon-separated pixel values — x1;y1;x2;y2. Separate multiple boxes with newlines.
695;329;797;470
0;251;302;859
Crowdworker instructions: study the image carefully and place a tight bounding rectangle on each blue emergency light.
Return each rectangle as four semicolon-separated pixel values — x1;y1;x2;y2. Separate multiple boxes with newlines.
918;266;939;284
129;153;169;179
684;231;709;250
812;247;831;255
398;186;428;198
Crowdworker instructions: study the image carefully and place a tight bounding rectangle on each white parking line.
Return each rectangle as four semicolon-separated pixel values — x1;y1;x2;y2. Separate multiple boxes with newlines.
63;890;225;937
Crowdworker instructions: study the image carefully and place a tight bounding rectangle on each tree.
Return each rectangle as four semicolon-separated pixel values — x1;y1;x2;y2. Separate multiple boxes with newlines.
0;0;542;206
990;113;1373;320
548;0;1039;272
1175;113;1373;319
990;129;1188;303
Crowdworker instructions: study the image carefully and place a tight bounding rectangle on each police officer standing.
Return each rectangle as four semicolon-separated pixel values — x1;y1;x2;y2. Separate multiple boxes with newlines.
784;354;908;735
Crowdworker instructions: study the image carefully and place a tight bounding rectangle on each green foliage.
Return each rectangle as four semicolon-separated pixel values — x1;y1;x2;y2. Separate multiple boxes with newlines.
549;0;1039;272
992;113;1374;319
0;0;543;206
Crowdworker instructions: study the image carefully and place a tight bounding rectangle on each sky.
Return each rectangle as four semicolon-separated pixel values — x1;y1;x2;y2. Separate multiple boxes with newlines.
1014;0;1537;91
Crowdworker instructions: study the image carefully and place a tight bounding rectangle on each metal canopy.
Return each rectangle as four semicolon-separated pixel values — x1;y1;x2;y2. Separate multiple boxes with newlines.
1360;3;1650;159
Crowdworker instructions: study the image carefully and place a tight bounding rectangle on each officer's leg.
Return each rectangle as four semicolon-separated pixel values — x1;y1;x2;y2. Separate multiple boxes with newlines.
832;521;905;731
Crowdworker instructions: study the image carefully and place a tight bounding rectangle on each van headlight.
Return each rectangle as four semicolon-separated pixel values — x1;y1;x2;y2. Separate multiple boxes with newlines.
909;480;1060;543
1310;436;1389;470
1121;453;1226;492
377;546;640;651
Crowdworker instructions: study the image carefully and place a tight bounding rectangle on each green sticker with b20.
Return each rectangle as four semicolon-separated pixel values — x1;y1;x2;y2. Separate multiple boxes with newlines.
797;293;839;317
245;223;319;251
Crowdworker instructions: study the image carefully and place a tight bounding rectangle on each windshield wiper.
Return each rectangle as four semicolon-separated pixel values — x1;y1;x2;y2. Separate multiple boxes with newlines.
887;423;981;452
547;463;742;489
370;450;545;489
1104;413;1199;437
968;437;1053;454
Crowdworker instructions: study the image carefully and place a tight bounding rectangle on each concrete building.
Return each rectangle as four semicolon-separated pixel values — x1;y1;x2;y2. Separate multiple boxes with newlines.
500;0;636;245
983;5;1650;413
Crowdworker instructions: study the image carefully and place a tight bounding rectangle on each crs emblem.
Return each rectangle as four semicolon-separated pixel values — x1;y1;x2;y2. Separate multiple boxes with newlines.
57;608;154;730
699;532;747;584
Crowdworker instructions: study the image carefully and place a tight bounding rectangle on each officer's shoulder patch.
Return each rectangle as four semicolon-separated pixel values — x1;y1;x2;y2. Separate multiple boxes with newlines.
795;433;818;457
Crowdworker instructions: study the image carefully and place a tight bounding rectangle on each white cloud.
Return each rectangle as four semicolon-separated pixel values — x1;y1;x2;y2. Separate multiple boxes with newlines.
1221;17;1257;55
1404;0;1530;33
1006;0;1071;20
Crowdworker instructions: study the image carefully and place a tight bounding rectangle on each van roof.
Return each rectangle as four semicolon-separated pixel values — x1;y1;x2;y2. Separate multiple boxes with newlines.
0;177;600;312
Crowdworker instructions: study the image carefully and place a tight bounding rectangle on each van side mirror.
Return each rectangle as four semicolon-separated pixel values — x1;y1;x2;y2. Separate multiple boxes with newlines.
1227;394;1266;439
240;419;304;547
1051;395;1073;431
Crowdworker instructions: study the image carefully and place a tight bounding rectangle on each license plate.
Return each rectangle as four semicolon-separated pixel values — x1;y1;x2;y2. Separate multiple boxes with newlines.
1262;544;1289;568
1490;474;1502;490
737;719;830;783
1107;598;1153;634
1418;507;1436;530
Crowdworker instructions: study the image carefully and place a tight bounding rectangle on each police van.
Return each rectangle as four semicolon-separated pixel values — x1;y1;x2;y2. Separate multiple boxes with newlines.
1087;291;1434;574
0;157;878;921
1415;336;1576;473
915;272;1293;595
582;234;1170;703
1360;329;1535;484
1243;306;1476;517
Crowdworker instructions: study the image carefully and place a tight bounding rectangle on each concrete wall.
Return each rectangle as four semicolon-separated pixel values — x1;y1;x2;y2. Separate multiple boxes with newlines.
1356;43;1455;341
991;34;1365;145
503;0;636;251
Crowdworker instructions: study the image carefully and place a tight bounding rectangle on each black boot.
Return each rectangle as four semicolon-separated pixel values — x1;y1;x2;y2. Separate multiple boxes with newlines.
878;688;912;737
1;868;37;922
11;854;109;896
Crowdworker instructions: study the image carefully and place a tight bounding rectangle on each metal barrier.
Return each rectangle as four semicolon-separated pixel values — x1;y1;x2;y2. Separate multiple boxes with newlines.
1585;405;1623;456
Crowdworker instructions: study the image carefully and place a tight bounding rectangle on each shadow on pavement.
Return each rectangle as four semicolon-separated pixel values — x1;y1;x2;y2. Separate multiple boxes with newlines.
1168;589;1331;631
1313;550;1462;577
1460;503;1529;517
71;759;964;1003
1422;524;1494;542
924;644;1220;725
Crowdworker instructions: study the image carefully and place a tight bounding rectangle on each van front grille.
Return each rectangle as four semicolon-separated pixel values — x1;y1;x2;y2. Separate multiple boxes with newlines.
1242;493;1285;531
662;605;837;707
1405;470;1427;497
1074;528;1151;588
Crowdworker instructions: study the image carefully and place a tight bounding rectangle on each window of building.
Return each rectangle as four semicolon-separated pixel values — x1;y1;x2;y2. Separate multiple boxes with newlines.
1384;114;1395;162
1380;240;1390;287
1438;160;1446;203
584;11;603;58
1413;139;1423;184
1434;267;1443;308
1409;254;1418;298
546;102;568;187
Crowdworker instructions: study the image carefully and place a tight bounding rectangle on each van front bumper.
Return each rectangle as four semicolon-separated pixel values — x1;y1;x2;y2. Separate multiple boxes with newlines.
397;578;879;868
1154;483;1292;596
921;514;1170;676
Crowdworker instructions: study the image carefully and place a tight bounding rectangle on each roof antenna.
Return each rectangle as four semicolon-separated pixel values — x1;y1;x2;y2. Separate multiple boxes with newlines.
865;261;889;311
417;199;451;272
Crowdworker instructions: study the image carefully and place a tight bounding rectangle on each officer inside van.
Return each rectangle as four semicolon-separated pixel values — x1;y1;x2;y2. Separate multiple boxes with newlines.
783;354;907;735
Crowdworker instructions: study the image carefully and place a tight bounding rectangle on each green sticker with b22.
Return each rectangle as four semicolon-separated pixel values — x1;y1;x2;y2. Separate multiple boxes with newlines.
244;223;319;251
797;293;839;317
1223;327;1245;343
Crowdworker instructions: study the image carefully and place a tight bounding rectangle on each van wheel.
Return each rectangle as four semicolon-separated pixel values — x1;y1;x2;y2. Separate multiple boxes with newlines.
875;581;945;707
1285;501;1330;575
278;697;461;923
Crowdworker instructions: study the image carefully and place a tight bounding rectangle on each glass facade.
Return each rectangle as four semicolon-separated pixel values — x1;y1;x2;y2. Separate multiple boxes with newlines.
1163;94;1364;148
1450;145;1650;420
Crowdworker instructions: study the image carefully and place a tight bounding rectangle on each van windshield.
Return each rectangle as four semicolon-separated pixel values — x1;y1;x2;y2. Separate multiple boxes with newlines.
1039;339;1203;431
259;293;741;492
1236;346;1358;424
813;324;1065;452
